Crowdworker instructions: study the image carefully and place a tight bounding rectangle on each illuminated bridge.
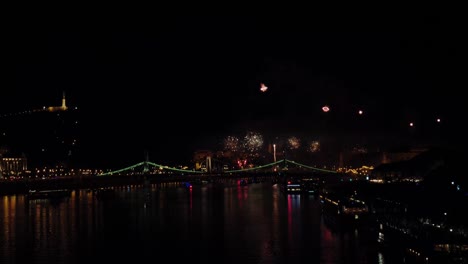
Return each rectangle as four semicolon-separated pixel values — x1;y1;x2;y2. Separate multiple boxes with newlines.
97;159;337;177
0;159;345;194
90;159;342;187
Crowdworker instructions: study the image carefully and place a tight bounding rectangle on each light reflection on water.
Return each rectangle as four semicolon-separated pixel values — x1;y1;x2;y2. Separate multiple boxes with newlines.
1;181;411;263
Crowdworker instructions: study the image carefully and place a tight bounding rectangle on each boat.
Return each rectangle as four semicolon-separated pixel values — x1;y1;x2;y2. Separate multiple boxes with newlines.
320;192;370;228
281;179;302;193
280;177;320;194
27;189;72;200
300;177;321;195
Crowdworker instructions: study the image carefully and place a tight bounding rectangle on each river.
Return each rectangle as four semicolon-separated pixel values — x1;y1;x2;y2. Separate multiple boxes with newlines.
0;180;421;263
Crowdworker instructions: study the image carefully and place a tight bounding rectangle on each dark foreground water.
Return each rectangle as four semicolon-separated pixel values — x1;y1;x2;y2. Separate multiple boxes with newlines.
1;181;421;264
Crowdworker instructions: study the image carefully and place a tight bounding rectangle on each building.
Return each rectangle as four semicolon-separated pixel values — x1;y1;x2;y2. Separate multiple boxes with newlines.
193;150;212;172
0;156;27;178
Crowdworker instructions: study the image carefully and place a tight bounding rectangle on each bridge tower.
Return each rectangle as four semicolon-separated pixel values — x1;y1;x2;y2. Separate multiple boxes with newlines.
206;156;212;173
142;151;150;187
143;151;149;173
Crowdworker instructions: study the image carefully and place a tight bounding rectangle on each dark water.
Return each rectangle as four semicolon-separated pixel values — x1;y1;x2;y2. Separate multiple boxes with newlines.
0;181;418;263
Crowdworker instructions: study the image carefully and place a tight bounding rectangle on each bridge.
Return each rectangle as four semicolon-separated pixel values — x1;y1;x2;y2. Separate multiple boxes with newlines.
86;158;344;190
96;158;337;177
0;158;349;195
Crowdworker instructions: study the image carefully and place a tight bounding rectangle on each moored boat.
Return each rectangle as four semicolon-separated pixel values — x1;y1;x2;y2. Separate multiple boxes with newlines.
27;189;72;200
320;192;370;228
280;177;320;195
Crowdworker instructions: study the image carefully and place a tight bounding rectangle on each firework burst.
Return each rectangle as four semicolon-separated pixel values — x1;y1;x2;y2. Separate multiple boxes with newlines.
287;136;300;150
223;136;240;152
309;141;320;152
243;131;264;153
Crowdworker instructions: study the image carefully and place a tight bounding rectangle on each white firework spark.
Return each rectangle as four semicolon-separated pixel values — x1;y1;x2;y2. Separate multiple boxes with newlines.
224;136;240;152
309;141;320;152
287;136;300;150
243;131;264;152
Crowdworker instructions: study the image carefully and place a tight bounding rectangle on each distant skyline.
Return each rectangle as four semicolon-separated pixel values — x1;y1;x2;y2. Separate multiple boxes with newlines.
4;13;467;167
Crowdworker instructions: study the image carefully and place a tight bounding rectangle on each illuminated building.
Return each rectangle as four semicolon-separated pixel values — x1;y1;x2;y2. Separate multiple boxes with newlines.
47;91;68;112
193;150;212;171
0;156;27;177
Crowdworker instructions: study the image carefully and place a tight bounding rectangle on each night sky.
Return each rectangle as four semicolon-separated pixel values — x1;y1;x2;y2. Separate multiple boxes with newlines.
4;13;467;167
